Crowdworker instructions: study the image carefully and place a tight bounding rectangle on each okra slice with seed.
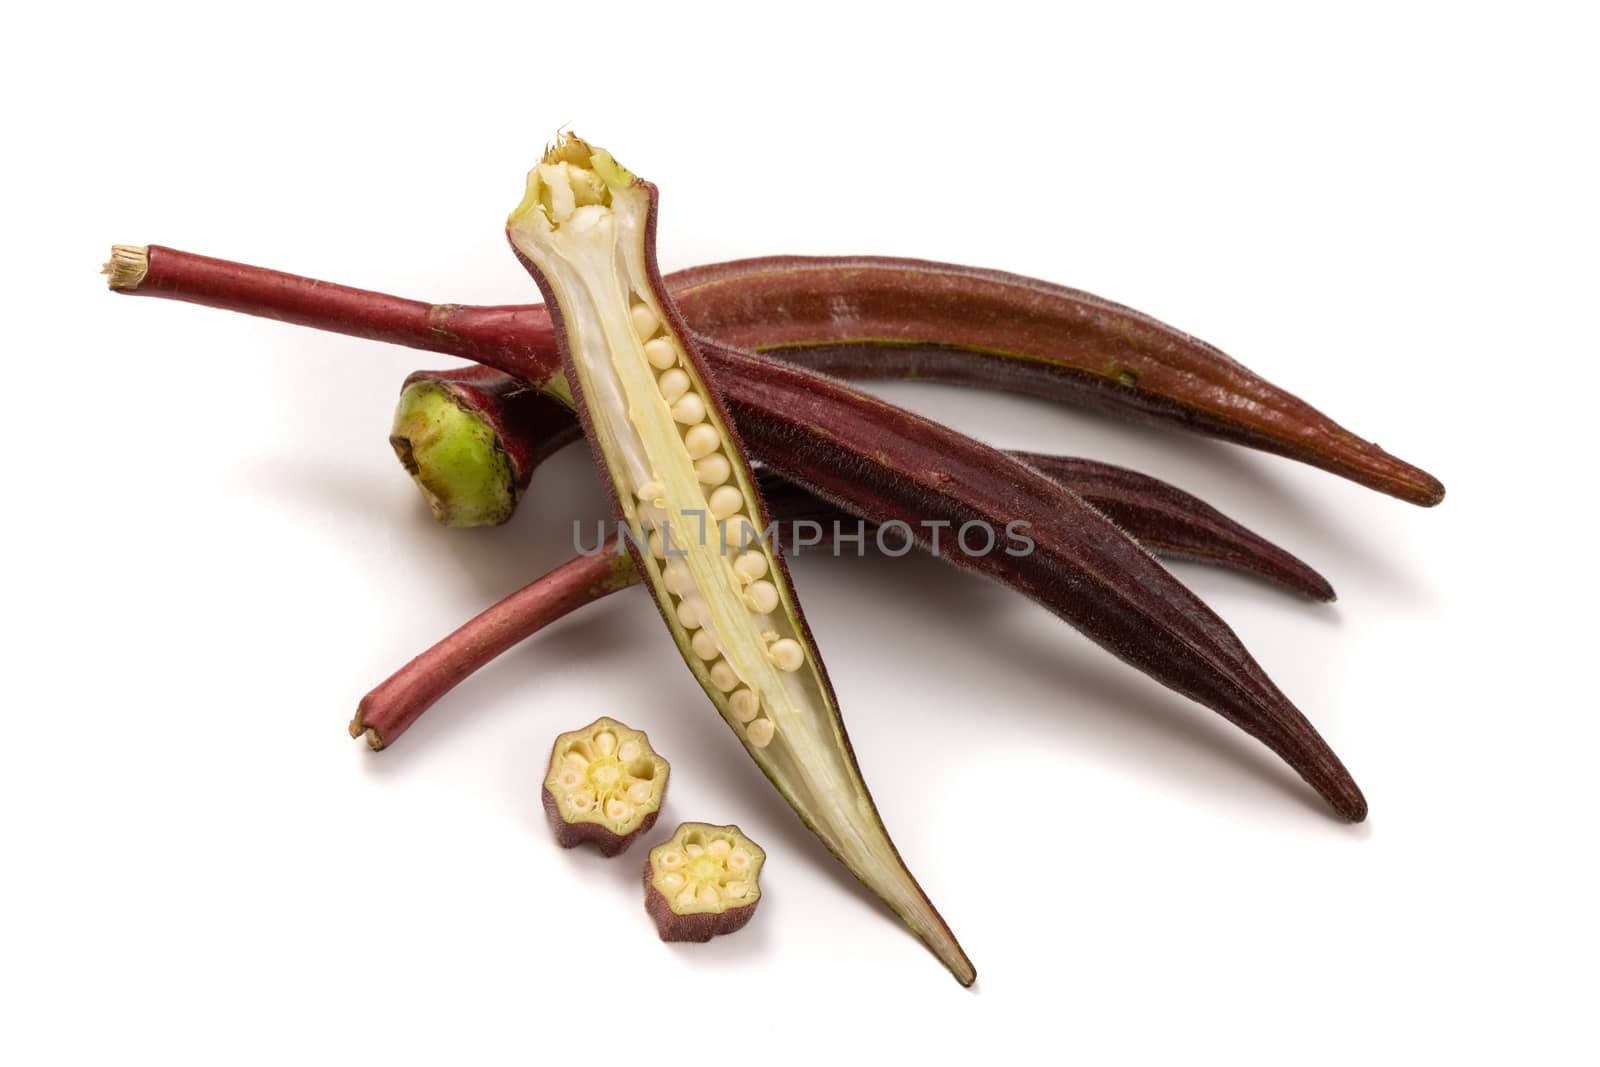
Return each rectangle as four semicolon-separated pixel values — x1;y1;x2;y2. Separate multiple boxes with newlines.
542;717;669;856
644;823;765;942
506;133;974;985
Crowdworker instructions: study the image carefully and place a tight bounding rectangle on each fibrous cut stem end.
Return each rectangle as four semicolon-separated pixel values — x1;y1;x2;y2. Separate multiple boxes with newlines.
644;822;765;942
103;245;148;290
543;717;670;856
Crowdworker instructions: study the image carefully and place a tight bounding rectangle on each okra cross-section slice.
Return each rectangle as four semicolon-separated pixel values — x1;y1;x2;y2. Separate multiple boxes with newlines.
644;823;765;942
542;717;670;856
506;134;974;985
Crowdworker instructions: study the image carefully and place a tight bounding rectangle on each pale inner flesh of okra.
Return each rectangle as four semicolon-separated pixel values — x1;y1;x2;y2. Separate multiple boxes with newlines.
505;142;953;964
545;717;667;835
648;823;764;914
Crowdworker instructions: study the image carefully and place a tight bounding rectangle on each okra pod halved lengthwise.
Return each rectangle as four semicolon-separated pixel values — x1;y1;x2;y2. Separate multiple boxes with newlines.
502;135;974;985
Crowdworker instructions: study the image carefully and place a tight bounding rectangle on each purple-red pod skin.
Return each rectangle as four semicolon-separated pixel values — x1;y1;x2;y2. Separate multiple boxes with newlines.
542;785;660;857
698;337;1367;822
665;257;1445;508
1015;453;1336;601
113;245;1441;507
643;875;759;943
399;367;1335;599
643;823;765;942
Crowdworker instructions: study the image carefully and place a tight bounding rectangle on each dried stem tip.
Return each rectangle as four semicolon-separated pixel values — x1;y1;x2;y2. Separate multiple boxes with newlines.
103;245;149;290
543;717;670;856
644;822;765;942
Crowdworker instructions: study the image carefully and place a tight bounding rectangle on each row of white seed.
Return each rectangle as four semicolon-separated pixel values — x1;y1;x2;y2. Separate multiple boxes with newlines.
556;731;653;824
630;299;806;750
655;837;755;905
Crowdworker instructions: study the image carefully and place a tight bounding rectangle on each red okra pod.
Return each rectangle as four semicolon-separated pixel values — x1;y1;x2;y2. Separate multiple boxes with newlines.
395;366;1335;600
702;336;1366;824
107;242;1367;825
351;448;1333;753
391;366;580;526
666;257;1445;507
107;243;1442;505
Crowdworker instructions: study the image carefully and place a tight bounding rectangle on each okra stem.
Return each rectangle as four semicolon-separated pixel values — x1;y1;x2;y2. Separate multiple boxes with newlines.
349;549;637;749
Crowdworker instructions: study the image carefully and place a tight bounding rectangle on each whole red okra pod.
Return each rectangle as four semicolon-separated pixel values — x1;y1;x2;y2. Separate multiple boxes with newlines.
108;244;1443;506
396;365;1335;599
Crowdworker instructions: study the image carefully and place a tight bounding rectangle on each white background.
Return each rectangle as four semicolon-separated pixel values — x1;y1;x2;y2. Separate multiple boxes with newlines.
5;2;1596;1063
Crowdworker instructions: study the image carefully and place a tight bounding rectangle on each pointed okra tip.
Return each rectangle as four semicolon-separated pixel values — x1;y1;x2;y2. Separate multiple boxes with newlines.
508;131;637;236
644;823;765;942
389;380;517;527
543;717;670;856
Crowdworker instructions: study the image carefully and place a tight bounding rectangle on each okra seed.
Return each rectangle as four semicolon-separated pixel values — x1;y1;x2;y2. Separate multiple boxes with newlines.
745;580;779;615
676;597;704;630
698;886;720;907
626;780;653;804
727;848;751;871
659;850;685;869
537;163;576;223
663;559;693;596
683;424;720;460
660;872;685;891
635;480;664;503
733;551;768;583
605;798;631;822
690;628;720;660
708;486;744;521
594;730;617;756
684;842;705;858
722;516;758;550
648;529;666;559
723;881;747;899
671;393;707;426
708;839;732;857
694;454;731;486
746;717;776;747
708;659;740;693
618;739;641;762
728;687;760;723
768;639;805;672
629;302;659;339
657;368;691;404
675;886;698;908
644;337;677;370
